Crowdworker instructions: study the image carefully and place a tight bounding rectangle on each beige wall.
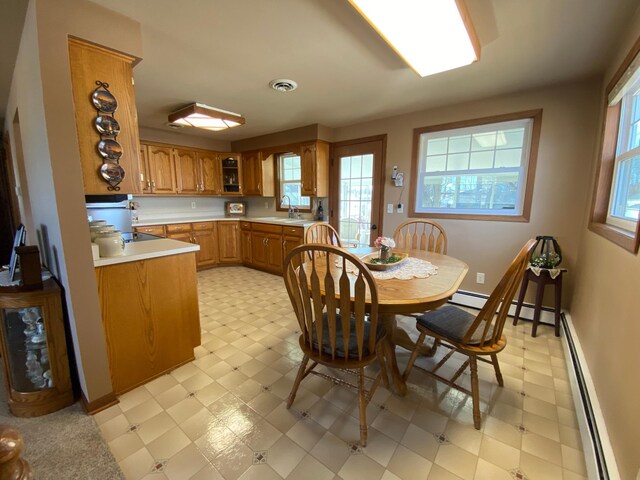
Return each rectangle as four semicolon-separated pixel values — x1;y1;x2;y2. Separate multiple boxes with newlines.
570;9;640;480
331;80;602;304
3;0;143;403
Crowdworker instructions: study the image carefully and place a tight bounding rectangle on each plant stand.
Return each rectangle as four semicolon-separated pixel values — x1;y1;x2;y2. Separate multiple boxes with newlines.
512;268;566;337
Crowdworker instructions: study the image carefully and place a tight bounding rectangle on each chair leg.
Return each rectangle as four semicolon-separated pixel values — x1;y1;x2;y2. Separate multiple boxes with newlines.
428;338;441;356
513;273;530;326
490;354;504;387
357;368;368;447
376;344;390;389
402;331;427;381
287;355;309;409
469;356;481;430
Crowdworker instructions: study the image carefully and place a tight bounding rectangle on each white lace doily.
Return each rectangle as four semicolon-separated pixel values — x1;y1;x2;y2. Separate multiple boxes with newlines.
337;257;439;280
527;265;566;279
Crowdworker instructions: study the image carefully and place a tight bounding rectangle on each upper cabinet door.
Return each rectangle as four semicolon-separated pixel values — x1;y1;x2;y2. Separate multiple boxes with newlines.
68;38;142;194
241;151;262;196
299;141;329;197
139;143;152;194
220;154;243;195
147;145;177;194
175;149;200;194
199;151;221;195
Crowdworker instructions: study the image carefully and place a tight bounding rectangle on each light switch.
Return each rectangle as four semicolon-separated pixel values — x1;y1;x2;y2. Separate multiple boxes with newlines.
387;203;394;214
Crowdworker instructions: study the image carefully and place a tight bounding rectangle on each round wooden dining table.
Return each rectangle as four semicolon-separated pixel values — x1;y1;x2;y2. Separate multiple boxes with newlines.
307;247;468;395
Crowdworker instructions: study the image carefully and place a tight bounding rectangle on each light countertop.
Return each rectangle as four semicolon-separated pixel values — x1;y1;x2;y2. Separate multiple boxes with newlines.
133;215;321;228
94;238;199;267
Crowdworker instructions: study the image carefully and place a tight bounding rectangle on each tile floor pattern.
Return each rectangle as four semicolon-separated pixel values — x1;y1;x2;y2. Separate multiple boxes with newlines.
96;267;588;480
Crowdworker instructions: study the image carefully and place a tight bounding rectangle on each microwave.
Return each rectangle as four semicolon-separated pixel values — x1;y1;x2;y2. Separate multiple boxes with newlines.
225;201;246;217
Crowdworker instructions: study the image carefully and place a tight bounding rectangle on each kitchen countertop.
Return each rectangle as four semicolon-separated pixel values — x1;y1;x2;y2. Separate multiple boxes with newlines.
133;215;322;228
94;238;199;267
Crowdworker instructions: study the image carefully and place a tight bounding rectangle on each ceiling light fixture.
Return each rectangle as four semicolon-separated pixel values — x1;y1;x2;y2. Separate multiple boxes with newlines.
269;79;298;92
167;103;245;131
347;0;480;77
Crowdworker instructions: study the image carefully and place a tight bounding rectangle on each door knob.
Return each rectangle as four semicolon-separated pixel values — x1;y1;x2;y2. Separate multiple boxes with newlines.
371;224;378;230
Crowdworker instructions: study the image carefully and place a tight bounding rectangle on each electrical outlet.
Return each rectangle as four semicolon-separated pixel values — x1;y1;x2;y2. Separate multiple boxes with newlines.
191;202;196;209
387;203;394;214
264;201;269;208
476;272;485;284
397;203;404;213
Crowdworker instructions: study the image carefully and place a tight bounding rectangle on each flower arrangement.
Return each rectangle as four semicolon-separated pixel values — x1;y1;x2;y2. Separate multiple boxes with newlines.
374;236;397;263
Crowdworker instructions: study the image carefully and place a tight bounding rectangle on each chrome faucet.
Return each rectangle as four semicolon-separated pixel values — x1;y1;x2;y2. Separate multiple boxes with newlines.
282;195;293;218
293;206;301;219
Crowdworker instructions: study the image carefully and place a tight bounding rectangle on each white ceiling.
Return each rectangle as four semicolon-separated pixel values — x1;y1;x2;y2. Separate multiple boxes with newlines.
2;0;639;140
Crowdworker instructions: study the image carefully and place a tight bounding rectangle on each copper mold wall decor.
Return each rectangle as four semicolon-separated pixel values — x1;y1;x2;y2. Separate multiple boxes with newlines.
92;81;124;191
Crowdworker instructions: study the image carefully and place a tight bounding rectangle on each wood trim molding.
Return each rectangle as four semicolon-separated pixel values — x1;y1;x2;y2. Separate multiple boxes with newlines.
588;33;640;254
81;390;118;415
409;109;542;222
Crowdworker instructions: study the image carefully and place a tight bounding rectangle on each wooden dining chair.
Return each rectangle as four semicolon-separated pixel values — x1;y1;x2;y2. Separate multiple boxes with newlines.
305;222;342;247
402;239;537;430
393;219;448;254
283;244;389;446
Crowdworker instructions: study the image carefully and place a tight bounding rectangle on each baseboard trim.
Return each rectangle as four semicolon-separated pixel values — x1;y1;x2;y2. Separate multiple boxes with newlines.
450;290;557;325
561;313;620;480
445;291;619;479
81;391;119;415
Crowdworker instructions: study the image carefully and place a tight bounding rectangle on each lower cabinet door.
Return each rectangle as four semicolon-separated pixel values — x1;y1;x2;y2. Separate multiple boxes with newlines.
217;222;241;263
251;232;268;268
192;228;218;268
265;233;283;273
241;229;252;264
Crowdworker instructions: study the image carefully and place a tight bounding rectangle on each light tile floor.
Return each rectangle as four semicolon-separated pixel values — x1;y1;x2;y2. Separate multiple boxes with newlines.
97;267;587;480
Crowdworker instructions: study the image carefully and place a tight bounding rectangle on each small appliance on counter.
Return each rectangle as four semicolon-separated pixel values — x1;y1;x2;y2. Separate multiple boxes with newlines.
225;201;246;217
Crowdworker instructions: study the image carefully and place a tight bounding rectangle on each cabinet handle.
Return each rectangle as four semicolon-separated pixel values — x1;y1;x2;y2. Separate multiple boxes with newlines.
151;180;156;190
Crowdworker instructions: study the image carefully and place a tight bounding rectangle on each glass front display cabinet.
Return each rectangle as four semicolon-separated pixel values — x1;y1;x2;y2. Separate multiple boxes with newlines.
0;279;73;417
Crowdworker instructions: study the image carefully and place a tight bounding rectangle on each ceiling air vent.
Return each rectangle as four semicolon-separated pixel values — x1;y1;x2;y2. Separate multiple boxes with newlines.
165;122;185;129
269;79;298;92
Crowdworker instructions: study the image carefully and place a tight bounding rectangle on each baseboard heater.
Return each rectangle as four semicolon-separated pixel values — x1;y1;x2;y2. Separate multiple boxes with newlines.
447;290;613;479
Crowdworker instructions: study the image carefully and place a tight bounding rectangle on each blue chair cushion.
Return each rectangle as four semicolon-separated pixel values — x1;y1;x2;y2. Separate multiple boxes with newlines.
416;305;486;345
312;313;386;359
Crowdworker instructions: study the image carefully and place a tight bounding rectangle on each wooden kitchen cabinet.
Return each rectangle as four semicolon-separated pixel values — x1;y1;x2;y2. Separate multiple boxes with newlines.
192;222;218;268
199;151;222;195
240;222;252;265
96;253;200;394
282;226;304;260
175;149;200;195
133;225;166;237
220;154;243;195
217;221;241;263
300;141;329;197
68;38;142;195
250;223;283;274
144;143;178;194
241;150;275;197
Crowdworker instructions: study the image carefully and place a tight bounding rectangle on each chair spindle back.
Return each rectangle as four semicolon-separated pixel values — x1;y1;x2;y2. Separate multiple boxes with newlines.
283;244;379;361
393;220;448;254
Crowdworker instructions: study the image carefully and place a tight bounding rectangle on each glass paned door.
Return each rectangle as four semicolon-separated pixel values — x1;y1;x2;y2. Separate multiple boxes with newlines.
331;138;384;247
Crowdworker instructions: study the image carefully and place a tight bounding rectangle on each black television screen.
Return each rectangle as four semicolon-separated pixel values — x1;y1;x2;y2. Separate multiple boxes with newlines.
8;224;26;282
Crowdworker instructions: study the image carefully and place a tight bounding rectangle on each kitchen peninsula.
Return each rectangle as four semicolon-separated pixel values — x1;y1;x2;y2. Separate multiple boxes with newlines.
94;238;200;394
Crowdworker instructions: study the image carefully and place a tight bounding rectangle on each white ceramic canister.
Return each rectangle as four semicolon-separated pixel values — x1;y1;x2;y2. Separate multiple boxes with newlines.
95;230;125;257
90;224;115;242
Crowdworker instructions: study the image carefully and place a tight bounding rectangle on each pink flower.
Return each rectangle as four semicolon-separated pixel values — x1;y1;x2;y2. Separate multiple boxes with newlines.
374;236;396;249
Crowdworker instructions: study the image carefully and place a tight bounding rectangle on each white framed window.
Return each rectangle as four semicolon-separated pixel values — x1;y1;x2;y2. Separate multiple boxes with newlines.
607;76;640;231
412;112;540;220
278;153;310;209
